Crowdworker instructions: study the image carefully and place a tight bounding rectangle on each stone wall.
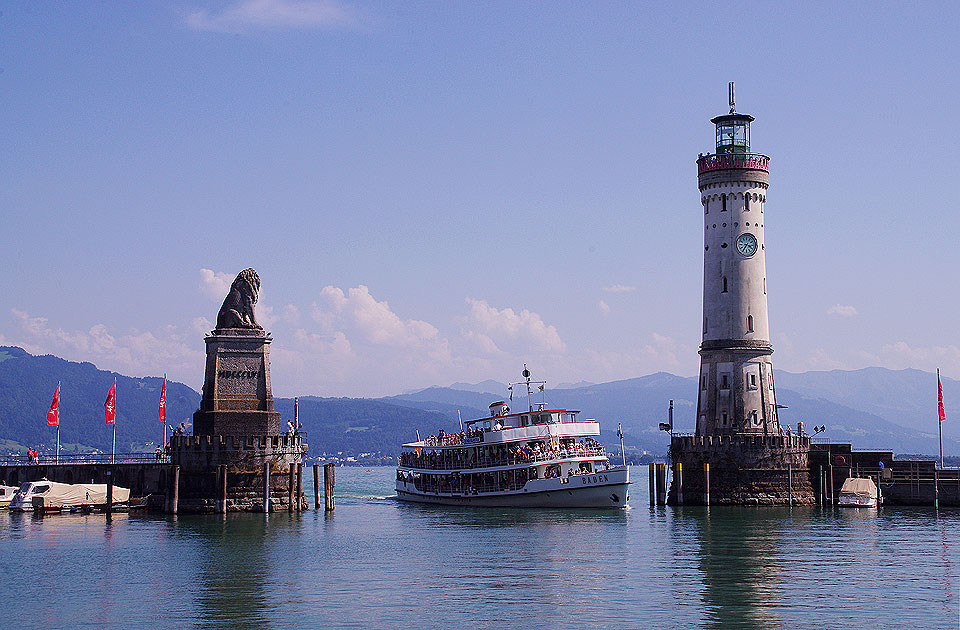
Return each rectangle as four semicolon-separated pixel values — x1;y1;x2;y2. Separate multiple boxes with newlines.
669;433;815;505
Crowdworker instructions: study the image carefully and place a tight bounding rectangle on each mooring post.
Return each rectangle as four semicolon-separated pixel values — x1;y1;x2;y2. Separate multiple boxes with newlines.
704;462;710;506
648;462;655;506
934;465;939;509
218;464;228;514
262;462;271;514
296;463;303;511
288;463;295;513
655;463;666;506
170;465;180;515
313;463;321;509
676;462;684;506
828;462;834;505
788;463;793;506
106;469;113;516
324;462;335;511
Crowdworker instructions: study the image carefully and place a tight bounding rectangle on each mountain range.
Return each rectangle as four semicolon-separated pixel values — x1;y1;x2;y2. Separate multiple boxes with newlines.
0;346;956;458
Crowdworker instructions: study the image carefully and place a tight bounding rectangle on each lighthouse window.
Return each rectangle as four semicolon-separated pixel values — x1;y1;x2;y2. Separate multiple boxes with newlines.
747;315;754;332
745;195;750;211
752;410;759;424
703;317;708;334
721;411;728;425
749;373;757;388
720;374;730;389
721;194;727;212
722;277;727;293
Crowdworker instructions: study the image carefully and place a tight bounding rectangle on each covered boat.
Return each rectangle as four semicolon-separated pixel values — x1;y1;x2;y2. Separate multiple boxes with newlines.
9;480;130;512
395;368;629;508
837;477;880;507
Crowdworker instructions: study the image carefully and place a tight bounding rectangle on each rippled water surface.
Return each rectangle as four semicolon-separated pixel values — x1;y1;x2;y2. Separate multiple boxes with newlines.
1;466;958;629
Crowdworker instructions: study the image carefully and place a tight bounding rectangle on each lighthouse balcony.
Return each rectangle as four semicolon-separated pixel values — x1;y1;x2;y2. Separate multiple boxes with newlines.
697;153;769;174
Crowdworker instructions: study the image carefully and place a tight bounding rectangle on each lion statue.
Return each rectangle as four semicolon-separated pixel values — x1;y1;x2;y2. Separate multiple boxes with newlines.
216;268;263;330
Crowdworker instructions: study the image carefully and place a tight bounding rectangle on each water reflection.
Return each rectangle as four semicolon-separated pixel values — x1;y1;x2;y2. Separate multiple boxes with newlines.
677;507;788;630
171;514;302;630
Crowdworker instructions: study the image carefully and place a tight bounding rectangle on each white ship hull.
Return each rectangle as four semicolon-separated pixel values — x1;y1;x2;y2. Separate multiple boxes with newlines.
396;467;629;508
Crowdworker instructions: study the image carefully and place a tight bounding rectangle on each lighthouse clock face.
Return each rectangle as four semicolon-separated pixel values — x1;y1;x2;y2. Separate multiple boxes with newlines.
736;233;758;257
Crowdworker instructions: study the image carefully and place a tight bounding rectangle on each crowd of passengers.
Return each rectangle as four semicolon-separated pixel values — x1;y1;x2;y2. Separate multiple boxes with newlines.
396;460;607;494
397;438;605;470
422;426;484;447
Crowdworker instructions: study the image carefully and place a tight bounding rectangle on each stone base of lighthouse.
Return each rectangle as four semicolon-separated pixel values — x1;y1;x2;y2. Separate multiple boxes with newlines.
668;434;815;505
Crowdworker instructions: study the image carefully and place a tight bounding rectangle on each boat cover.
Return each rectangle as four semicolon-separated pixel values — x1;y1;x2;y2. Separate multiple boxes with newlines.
839;477;878;499
33;482;130;508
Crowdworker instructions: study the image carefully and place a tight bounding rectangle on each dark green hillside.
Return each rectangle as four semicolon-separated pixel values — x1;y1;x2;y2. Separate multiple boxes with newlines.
0;346;199;453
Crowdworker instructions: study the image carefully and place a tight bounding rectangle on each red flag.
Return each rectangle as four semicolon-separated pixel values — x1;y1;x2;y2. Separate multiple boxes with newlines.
47;384;60;426
105;382;116;425
939;370;946;423
159;377;167;424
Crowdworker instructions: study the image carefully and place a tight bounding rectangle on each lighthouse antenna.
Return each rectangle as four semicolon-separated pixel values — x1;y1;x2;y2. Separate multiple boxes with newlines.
728;81;736;113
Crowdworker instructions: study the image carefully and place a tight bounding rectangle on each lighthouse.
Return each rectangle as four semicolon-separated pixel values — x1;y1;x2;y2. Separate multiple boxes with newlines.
669;85;813;505
695;83;780;437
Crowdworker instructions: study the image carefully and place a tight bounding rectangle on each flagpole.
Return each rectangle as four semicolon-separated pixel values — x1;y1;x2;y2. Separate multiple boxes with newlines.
618;422;625;467
162;374;166;450
56;380;61;465
112;377;117;464
939;368;944;470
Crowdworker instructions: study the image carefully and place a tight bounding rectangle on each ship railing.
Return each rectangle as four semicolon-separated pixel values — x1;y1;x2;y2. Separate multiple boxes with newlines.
398;446;606;471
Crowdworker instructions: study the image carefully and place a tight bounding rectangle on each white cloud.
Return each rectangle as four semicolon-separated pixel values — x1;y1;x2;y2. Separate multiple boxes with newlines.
598;300;611;316
601;284;637;293
460;299;566;355
313;285;441;348
199;268;233;300
827;304;859;317
186;0;355;33
6;309;204;385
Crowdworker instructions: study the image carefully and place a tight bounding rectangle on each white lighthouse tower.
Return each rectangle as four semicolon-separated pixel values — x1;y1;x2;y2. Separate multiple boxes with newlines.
695;83;781;437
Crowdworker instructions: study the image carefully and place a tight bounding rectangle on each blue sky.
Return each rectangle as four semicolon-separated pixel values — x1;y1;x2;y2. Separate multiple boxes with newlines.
2;1;959;396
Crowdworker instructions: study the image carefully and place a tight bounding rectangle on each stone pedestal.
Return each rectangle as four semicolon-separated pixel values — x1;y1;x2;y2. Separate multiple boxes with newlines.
669;433;815;505
192;329;282;436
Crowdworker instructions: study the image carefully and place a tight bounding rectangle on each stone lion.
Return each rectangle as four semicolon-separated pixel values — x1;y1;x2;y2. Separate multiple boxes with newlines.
216;268;263;330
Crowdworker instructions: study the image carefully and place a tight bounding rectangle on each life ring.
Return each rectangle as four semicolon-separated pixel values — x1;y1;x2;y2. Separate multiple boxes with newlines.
833;455;846;466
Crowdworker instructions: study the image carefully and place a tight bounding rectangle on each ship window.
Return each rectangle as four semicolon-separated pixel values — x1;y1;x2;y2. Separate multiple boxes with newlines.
520;415;529;426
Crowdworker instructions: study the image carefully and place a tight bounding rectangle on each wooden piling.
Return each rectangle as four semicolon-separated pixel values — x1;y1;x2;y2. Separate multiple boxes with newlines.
170;465;179;515
218;465;227;514
288;463;295;513
704;463;710;506
324;462;335;511
648;462;655;506
296;463;303;511
828;462;834;505
655;463;666;506
676;462;684;506
788;463;793;506
106;469;113;516
262;462;271;514
313;464;321;509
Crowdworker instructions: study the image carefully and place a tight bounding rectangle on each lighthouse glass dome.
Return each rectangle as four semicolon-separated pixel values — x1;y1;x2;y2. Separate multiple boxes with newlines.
711;113;753;154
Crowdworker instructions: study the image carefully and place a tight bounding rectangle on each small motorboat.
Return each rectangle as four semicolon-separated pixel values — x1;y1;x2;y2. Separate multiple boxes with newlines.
0;485;18;508
838;477;880;507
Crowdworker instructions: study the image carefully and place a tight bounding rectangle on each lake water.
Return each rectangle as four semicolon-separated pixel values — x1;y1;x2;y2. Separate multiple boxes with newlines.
2;466;958;629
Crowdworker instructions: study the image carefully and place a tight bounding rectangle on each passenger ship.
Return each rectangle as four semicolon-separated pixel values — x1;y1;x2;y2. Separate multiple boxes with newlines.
395;370;630;508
